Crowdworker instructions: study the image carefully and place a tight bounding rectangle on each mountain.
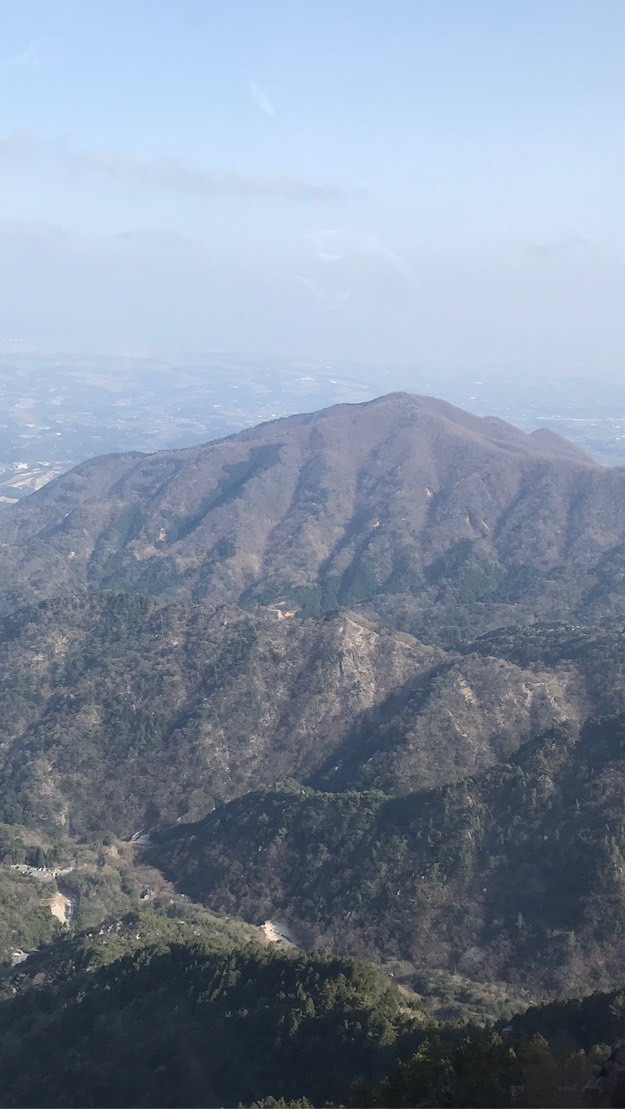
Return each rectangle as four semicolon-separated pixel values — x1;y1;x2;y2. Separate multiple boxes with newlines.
0;909;616;1108
2;393;625;637
0;911;423;1109
1;900;620;1109
147;715;625;1000
0;594;618;841
5;391;625;1105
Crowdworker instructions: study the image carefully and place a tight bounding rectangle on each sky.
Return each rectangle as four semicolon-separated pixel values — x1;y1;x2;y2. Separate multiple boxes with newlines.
0;0;623;373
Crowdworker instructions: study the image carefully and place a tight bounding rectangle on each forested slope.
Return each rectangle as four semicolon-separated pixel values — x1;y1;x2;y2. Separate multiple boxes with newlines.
149;716;625;998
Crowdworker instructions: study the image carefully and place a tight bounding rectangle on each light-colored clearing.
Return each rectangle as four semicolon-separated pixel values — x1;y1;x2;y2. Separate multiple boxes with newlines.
458;679;476;704
47;890;73;924
262;919;297;946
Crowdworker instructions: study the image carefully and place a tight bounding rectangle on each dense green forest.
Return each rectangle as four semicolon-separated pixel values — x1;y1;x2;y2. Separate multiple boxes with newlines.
0;914;623;1108
0;915;424;1108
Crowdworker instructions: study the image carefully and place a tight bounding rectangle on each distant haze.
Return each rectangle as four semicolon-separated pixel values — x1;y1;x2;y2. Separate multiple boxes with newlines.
0;0;623;374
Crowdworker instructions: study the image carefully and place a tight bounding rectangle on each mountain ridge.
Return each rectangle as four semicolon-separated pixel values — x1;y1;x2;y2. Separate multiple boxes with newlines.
147;714;625;1000
0;593;590;839
0;392;617;630
5;392;625;1039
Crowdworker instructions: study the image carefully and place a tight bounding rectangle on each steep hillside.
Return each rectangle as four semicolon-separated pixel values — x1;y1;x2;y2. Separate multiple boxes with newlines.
469;622;625;709
2;393;624;631
2;392;625;1106
148;716;625;999
0;915;422;1108
508;983;625;1053
0;593;604;839
0;912;617;1108
0;866;63;961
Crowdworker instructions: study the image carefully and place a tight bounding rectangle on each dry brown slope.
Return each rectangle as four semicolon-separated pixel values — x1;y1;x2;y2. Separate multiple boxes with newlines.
0;593;589;837
1;393;621;622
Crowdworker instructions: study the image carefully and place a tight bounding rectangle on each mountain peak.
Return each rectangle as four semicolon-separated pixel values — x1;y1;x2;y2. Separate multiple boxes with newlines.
0;392;616;624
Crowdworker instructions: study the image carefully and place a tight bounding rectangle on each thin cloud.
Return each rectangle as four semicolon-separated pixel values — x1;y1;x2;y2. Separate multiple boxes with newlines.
84;148;332;200
361;233;418;290
249;80;276;117
295;275;352;310
0;40;43;74
529;237;595;260
0;217;75;242
0;131;44;157
309;230;343;261
0;130;340;201
308;228;418;289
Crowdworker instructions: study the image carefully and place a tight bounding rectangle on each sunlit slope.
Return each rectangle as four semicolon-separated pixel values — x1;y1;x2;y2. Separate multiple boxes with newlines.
0;594;591;837
3;392;624;628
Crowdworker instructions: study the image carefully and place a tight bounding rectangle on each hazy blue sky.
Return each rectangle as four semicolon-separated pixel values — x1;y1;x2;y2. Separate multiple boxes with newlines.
0;0;623;372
